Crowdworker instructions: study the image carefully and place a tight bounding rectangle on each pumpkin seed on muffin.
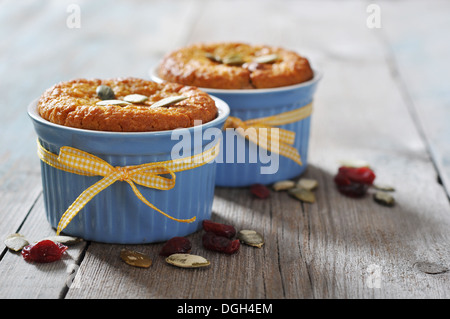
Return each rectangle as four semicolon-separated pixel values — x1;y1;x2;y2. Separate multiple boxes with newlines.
123;94;149;104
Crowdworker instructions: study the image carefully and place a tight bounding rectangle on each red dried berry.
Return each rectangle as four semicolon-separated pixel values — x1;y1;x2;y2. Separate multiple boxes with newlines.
339;166;376;185
334;166;376;198
250;183;270;199
21;239;68;263
202;220;236;238
159;236;192;257
202;232;240;255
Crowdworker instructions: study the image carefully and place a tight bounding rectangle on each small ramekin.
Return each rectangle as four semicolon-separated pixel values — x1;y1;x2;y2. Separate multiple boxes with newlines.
28;97;230;244
151;67;321;187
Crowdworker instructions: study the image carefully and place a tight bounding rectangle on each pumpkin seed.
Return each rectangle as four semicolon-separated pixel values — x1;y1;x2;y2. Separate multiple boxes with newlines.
96;85;116;100
165;253;210;268
4;233;29;252
205;52;222;63
373;191;395;207
288;187;316;203
253;54;279;64
297;178;318;191
272;180;295;191
339;159;370;168
123;94;148;104
223;54;245;66
373;184;395;192
237;230;264;248
120;249;152;268
43;235;82;245
150;96;188;108
96;99;131;106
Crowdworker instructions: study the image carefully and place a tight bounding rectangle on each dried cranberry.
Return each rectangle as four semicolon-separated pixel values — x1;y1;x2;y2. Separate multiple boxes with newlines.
159;236;192;256
202;220;236;238
21;240;68;263
202;232;240;255
250;183;270;199
334;166;376;198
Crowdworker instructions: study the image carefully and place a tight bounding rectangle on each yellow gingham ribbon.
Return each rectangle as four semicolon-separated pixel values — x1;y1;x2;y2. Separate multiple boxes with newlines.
37;140;220;235
223;102;313;166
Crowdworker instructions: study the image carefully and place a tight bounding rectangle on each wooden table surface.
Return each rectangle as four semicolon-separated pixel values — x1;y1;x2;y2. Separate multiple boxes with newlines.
1;0;449;300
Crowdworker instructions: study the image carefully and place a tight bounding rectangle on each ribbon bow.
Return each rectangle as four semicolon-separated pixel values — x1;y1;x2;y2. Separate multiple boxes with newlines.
37;140;220;235
223;102;313;166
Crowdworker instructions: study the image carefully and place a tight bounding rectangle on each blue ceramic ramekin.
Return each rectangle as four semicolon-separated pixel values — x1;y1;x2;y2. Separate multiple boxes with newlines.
151;68;321;187
28;97;229;244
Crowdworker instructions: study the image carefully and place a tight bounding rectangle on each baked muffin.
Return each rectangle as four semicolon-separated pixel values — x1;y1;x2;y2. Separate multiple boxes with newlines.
157;42;314;89
37;77;218;132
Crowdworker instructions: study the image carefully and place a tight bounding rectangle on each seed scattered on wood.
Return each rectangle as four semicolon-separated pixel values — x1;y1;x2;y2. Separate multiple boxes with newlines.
288;187;316;203
339;159;370;168
250;183;270;199
237;230;264;248
373;191;395;207
4;233;29;252
253;54;279;64
165;253;210;269
159;236;192;257
202;232;240;254
150;96;188;108
272;180;295;191
96;85;116;100
43;235;82;245
223;54;245;66
297;178;318;191
373;184;395;192
96;99;131;106
123;94;149;104
205;52;222;63
120;249;152;268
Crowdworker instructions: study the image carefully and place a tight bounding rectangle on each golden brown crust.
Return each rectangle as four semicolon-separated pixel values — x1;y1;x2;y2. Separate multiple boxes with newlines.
37;77;218;132
157;42;314;89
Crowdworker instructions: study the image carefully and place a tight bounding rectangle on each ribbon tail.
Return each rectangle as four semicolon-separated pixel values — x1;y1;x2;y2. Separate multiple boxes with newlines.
56;174;118;235
126;180;196;223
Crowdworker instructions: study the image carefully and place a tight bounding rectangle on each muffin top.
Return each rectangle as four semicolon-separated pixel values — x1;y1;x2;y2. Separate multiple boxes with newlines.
157;42;314;89
37;77;218;132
